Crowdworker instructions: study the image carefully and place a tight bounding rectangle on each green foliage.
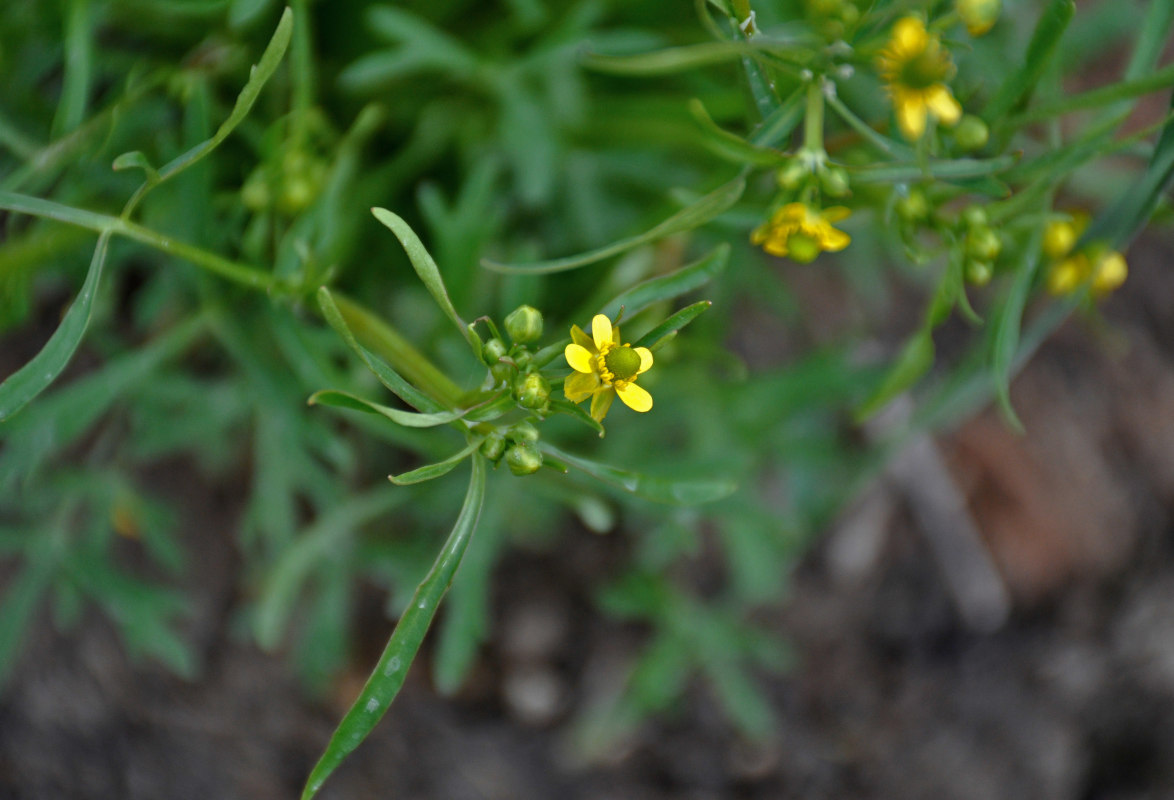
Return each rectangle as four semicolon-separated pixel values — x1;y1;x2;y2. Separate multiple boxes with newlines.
1;0;1172;797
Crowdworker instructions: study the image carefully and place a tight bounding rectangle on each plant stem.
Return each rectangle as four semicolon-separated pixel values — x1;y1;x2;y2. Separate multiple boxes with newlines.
804;79;824;154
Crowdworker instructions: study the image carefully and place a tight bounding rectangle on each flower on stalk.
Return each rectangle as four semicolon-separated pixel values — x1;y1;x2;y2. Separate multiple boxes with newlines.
564;314;654;422
877;16;963;140
751;202;851;263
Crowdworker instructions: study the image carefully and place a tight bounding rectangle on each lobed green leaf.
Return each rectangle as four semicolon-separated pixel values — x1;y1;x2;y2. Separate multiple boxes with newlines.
542;444;737;505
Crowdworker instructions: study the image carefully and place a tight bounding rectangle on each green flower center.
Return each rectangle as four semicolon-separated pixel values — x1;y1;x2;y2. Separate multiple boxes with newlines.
899;49;951;90
787;231;822;263
603;345;642;381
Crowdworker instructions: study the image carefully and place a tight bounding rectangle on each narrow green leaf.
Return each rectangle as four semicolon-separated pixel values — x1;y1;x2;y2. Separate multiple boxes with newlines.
983;0;1075;124
316;287;444;413
848;155;1018;185
483;176;746;274
825;94;914;159
1009;62;1174;127
301;456;488;800
990;243;1045;432
582;40;802;76
389;440;481;485
600;245;728;322
229;0;275;28
155;8;292;182
308;389;464;428
370;208;478;351
632;301;712;350
689;100;786;166
542;444;737;505
748;87;805;147
111;150;159;181
1084;94;1174;249
51;0;93;137
0;231;110;422
854;330;935;422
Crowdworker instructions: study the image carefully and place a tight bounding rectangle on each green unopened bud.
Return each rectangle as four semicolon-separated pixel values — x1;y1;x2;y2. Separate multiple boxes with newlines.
896;189;928;222
966;259;993;286
787;232;822;264
506;441;543;476
819;165;851;197
504;305;543;344
514;372;550;410
957;0;1000;36
962;206;989;230
482;338;507;366
966;227;1001;261
479;432;506;462
953;115;989;152
513;350;533;371
777;159;808;191
508;421;540;443
241;172;271;211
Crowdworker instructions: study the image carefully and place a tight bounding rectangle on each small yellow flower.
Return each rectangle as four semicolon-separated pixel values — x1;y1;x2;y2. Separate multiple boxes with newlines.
877;16;963;140
751;202;851;263
564;314;654;422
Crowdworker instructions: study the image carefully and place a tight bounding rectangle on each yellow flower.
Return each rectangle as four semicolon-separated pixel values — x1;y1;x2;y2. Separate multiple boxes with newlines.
751;202;851;263
877;16;963;140
564;314;654;422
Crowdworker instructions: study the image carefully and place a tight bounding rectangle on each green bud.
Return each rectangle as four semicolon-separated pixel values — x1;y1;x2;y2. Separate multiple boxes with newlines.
482;338;508;366
504;305;544;344
506;441;543;476
508;421;540;443
966;227;1001;262
241;172;270;211
514;372;550;410
953;115;989;152
513;350;533;371
962;206;989;230
777;159;808;191
819;165;851;197
966;259;993;286
896;189;928;222
479;433;506;462
490;361;514;386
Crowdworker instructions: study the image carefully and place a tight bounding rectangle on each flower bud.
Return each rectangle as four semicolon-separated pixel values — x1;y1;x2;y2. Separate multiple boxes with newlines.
482;337;507;366
966;227;1001;262
508;421;540;443
962;206;988;230
819;165;851;197
777;159;808;191
1092;250;1128;294
965;259;993;286
514;371;550;411
506;441;543;476
896;189;928;222
957;0;1000;36
479;432;506;462
953;115;989;151
1043;219;1078;260
504;305;544;344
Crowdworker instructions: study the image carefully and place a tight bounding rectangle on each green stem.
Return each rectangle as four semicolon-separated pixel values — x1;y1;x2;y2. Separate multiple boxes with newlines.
803;79;824;154
0;189;467;410
290;0;315;150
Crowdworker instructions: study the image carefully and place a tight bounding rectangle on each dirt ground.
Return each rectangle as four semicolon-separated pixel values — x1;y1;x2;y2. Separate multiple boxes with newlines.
2;233;1174;800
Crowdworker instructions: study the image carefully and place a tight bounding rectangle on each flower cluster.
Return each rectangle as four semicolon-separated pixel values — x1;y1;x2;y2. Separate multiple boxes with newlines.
1043;215;1128;297
564;314;654;422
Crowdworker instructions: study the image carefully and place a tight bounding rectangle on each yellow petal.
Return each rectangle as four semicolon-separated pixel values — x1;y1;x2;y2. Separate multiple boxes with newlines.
591;314;612;350
634;347;653;374
821;206;851;224
820;226;851;252
925;84;961;126
616;381;652;412
564;370;601;403
570;324;594;350
565;343;595;374
897;95;927;140
590;388;615;421
1093;251;1127;293
776;203;809;223
893;17;928;54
